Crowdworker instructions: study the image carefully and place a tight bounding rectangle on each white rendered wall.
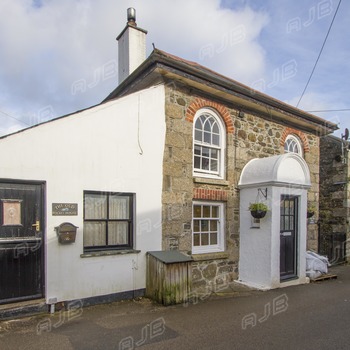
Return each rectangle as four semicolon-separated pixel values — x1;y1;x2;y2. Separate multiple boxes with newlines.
0;85;165;303
239;187;273;289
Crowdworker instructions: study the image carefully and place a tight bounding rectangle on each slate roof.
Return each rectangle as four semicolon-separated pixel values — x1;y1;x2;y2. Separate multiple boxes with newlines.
104;48;338;135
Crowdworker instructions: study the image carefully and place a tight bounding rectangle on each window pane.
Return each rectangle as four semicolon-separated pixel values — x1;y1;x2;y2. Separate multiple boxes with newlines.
204;119;211;132
212;206;218;218
195;129;202;141
194;156;201;169
201;220;209;231
202;147;209;157
193;233;200;246
193;220;200;232
203;206;211;217
201;233;209;245
204;131;211;144
285;216;290;230
211;149;218;159
202;157;210;170
85;194;107;219
293;143;299;153
109;195;129;219
195;118;202;130
210;232;218;245
84;222;106;246
289;201;294;215
210;220;217;231
211;159;218;172
108;222;128;245
194;205;201;218
212;134;220;146
194;145;201;155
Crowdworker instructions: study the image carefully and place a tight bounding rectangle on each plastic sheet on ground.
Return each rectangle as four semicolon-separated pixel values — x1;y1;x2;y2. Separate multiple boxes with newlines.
306;251;330;280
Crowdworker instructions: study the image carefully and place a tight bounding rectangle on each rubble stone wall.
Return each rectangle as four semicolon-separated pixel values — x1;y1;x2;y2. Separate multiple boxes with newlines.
162;82;320;293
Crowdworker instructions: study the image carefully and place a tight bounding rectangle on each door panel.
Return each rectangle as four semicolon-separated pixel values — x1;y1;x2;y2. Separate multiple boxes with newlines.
280;196;298;281
0;182;44;304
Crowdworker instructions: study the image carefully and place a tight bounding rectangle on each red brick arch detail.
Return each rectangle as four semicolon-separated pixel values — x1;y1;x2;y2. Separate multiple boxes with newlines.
185;98;234;134
280;128;310;153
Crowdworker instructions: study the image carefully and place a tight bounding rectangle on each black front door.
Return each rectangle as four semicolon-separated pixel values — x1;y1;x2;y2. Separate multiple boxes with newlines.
0;181;44;304
280;195;298;281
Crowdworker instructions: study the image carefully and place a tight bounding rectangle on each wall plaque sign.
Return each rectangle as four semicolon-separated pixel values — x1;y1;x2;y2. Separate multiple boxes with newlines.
52;203;78;216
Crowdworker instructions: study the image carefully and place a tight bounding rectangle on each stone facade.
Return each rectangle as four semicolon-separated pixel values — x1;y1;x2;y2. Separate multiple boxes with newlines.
162;81;320;293
319;135;350;263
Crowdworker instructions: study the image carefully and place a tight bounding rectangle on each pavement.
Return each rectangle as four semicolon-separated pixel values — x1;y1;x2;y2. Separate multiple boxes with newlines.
0;264;349;350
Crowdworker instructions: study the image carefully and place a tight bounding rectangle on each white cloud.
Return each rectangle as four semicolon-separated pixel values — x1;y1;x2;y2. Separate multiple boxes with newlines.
0;0;348;137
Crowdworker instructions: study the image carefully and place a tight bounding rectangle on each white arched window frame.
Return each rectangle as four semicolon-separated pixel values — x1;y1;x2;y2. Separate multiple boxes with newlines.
193;108;226;179
284;134;303;157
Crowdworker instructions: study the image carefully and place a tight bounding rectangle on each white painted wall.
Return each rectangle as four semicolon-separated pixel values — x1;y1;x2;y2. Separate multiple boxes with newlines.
0;85;165;303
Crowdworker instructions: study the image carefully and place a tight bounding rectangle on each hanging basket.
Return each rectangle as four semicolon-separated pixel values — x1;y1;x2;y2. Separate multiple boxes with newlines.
307;211;314;218
250;210;267;219
249;203;268;219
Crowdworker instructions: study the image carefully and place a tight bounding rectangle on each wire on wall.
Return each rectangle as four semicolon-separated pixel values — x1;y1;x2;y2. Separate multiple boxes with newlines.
137;95;144;155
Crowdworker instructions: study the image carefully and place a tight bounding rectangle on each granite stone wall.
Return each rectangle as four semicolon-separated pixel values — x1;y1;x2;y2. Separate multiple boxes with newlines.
319;136;350;263
162;81;320;293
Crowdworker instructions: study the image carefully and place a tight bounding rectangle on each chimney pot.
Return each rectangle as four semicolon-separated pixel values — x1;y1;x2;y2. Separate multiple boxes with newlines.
127;8;136;25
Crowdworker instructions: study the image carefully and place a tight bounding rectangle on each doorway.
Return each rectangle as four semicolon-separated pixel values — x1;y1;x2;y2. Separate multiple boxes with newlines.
0;181;45;304
280;195;298;281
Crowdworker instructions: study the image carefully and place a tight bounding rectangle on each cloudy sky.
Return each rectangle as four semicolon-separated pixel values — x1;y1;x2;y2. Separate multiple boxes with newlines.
0;0;348;137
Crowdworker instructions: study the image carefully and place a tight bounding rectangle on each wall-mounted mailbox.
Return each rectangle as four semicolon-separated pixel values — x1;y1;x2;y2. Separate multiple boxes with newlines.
55;222;78;244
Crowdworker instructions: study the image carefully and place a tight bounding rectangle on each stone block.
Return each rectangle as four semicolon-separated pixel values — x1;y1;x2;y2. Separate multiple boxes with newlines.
202;263;217;279
166;103;184;119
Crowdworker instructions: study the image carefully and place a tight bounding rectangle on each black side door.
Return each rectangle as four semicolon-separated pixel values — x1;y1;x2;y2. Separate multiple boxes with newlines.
0;181;45;304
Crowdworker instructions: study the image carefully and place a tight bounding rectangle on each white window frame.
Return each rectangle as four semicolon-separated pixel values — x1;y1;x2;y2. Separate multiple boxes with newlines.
193;108;226;179
284;134;303;157
192;201;225;254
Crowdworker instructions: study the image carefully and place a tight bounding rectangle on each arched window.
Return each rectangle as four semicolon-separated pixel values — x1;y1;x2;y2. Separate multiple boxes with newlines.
284;135;303;156
193;109;225;178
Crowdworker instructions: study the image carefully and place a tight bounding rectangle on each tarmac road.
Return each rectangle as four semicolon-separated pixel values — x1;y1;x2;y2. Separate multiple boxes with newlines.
0;264;349;350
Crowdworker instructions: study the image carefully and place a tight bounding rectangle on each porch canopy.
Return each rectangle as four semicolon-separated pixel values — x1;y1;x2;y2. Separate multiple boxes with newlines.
238;153;311;189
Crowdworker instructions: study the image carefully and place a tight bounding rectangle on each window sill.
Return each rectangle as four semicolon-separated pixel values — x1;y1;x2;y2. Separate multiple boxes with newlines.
191;252;229;261
193;177;229;186
81;249;141;258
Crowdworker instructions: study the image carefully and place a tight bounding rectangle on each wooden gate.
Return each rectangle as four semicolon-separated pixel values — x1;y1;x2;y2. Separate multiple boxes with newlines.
0;181;45;304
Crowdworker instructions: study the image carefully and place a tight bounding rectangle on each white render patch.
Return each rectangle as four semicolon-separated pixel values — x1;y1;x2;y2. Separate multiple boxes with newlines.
238;153;311;188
